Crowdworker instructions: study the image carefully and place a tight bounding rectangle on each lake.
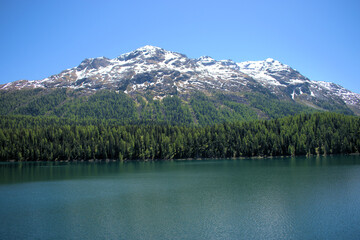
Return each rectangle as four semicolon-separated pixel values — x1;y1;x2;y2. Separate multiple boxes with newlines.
1;155;360;240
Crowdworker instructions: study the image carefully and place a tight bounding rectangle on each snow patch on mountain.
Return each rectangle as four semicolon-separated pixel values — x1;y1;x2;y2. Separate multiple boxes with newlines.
316;81;360;105
236;59;307;87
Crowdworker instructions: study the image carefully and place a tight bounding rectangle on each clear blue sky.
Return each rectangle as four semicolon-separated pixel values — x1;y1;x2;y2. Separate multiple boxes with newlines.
1;0;359;93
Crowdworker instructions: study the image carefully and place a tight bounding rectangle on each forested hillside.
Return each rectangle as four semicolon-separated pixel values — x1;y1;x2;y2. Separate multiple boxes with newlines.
0;88;336;124
1;113;359;161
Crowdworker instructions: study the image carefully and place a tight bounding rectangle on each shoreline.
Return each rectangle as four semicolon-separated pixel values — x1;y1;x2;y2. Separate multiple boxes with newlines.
4;152;359;163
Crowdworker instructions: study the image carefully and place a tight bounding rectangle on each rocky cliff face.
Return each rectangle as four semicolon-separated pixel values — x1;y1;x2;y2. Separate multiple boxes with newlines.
1;45;359;113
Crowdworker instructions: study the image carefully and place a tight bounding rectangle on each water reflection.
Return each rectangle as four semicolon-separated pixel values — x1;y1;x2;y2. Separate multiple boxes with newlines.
1;156;360;239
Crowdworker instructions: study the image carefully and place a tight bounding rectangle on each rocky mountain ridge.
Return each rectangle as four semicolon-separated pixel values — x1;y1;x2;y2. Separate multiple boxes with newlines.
1;45;360;114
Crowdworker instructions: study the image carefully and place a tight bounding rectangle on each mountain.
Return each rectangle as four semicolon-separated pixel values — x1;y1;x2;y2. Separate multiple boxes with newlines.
0;46;258;95
1;45;359;123
237;58;360;113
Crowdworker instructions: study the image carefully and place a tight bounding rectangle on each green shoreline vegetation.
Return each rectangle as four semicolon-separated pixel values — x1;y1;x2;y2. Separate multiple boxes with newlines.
0;112;359;162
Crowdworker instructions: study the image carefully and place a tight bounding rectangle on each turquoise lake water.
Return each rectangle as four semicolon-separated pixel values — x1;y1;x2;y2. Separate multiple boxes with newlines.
1;155;360;239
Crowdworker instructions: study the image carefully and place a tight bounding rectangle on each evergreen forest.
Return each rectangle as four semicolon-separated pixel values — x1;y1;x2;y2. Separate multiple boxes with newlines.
0;112;359;161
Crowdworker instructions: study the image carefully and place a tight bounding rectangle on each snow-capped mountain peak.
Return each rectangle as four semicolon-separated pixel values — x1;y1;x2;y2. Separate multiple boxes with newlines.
197;56;216;65
238;58;290;72
137;45;162;51
117;45;185;63
236;58;308;87
1;46;359;113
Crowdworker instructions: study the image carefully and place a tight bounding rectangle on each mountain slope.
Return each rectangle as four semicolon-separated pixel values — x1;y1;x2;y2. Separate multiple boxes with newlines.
1;45;359;121
237;58;360;113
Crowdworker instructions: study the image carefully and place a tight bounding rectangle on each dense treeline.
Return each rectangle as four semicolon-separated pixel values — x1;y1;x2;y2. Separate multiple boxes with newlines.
0;113;359;161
